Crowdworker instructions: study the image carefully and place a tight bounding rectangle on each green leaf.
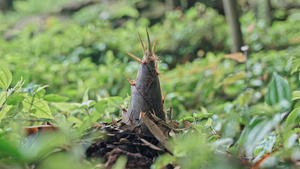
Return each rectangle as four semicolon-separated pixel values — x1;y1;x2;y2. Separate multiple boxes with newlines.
221;71;246;86
22;95;53;119
6;93;25;105
112;155;127;169
0;66;12;90
107;97;123;112
285;106;300;128
265;72;292;111
80;100;96;108
54;102;80;112
200;106;208;114
0;105;12;122
205;118;213;126
238;90;253;106
44;94;69;102
0;139;23;160
181;116;194;122
196;113;213;120
246;114;281;156
0;91;6;106
291;56;300;75
292;91;300;101
35;89;46;99
94;100;108;114
152;154;175;169
34;85;49;94
83;88;89;103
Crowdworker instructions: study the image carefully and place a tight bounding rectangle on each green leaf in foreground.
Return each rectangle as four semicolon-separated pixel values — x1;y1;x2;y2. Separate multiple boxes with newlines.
0;91;5;106
205;118;213;126
0;105;12;122
6;93;25;105
54;102;80;112
291;56;300;75
0;66;12;90
292;91;300;101
94;100;108;114
112;155;127;169
44;94;69;102
0;139;23;160
220;71;246;86
285;106;300;128
265;72;292;111
22;95;53;119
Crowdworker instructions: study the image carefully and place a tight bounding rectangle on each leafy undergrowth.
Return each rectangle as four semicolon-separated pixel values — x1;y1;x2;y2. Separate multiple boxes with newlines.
1;52;300;169
1;0;300;168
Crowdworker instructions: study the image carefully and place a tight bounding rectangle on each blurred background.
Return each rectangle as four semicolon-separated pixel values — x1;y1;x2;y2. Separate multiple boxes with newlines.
0;0;299;118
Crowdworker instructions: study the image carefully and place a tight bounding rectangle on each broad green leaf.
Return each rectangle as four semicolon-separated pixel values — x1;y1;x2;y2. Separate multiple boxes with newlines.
0;105;12;122
83;88;89;103
253;135;276;158
0;91;5;106
285;106;300;128
54;102;80;112
34;85;49;94
94;100;108;114
196;113;213;120
238;90;253;106
0;139;23;160
291;56;300;75
246;114;281;156
20;132;65;162
112;155;127;169
67;116;83;127
292;91;300;101
80;100;96;108
44;94;69;102
180;116;194;122
265;72;292;111
152;154;175;169
205;118;213;126
22;95;53;119
89;109;102;123
283;128;300;149
221;71;246;86
0;66;12;90
200;106;208;114
6;93;25;105
35;89;46;99
107;97;123;112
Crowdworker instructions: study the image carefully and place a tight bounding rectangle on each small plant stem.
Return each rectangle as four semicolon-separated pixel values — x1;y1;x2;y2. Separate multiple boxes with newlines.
276;124;285;149
24;94;36;128
242;47;249;89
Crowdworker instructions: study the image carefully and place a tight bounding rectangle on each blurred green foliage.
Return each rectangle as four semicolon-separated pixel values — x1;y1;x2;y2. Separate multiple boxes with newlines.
0;0;300;168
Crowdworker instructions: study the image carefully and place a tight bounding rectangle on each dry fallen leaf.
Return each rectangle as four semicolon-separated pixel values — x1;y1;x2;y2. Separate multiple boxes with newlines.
140;111;173;153
224;52;246;63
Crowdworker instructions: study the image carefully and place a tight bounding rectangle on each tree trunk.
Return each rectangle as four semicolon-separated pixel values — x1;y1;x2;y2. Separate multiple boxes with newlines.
265;0;272;24
0;0;13;12
222;0;243;53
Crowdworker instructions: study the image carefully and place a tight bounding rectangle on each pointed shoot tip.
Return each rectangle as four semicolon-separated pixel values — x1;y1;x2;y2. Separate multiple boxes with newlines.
146;28;151;55
152;42;156;54
124;51;142;64
138;32;145;55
